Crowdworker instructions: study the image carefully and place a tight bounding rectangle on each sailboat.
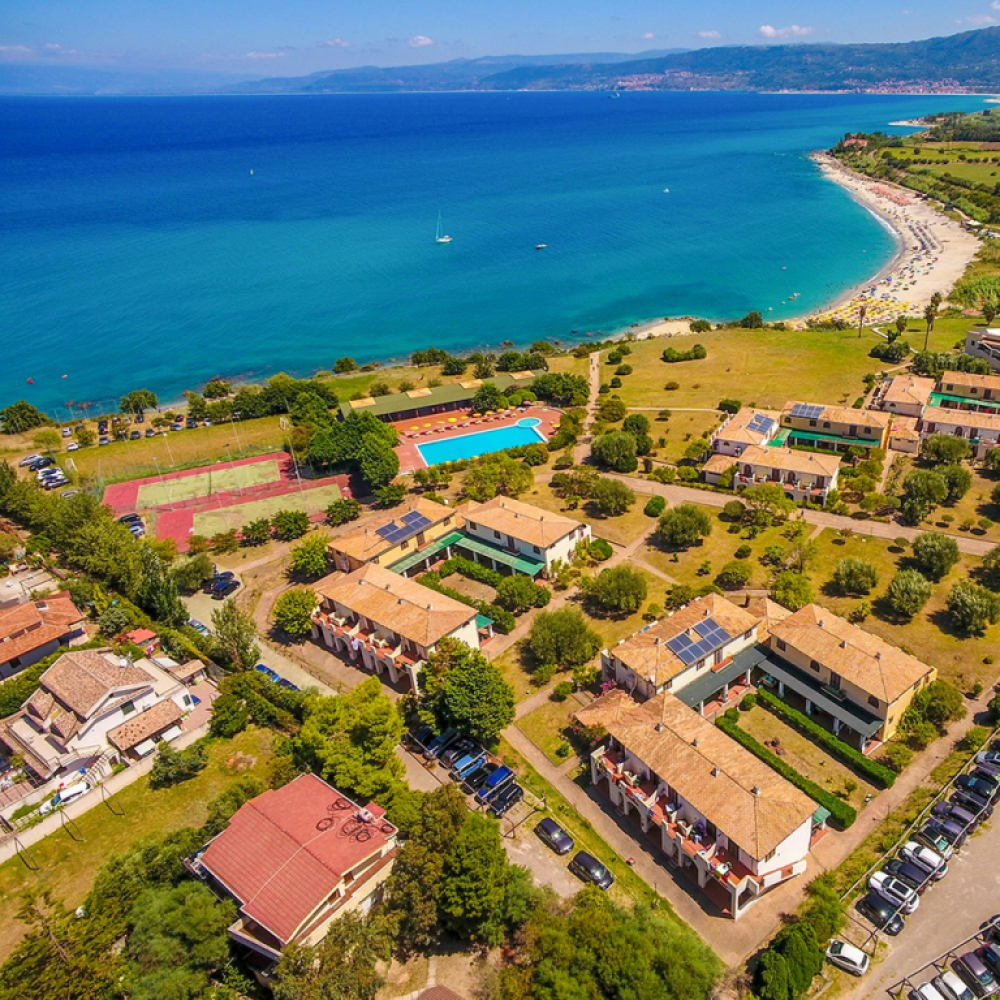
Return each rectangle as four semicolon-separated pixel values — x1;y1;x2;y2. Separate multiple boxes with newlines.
435;211;453;244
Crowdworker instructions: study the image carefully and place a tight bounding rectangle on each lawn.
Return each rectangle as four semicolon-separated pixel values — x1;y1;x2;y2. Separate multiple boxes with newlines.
190;481;342;535
0;727;275;961
739;705;877;811
525;481;658;548
927;468;1000;544
517;696;581;765
136;458;282;507
649;410;721;465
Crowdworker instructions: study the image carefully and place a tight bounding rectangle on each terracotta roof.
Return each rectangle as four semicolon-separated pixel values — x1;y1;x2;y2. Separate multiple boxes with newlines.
40;650;153;719
25;689;54;720
703;453;737;475
0;594;84;666
330;499;455;563
782;401;889;429
940;370;1000;395
608;595;761;687
920;405;1000;433
168;659;206;681
107;699;183;751
715;408;780;446
198;773;397;945
50;712;80;742
738;444;841;479
578;692;816;859
315;563;476;648
744;597;792;640
462;495;582;549
768;604;934;703
125;628;157;644
883;376;934;408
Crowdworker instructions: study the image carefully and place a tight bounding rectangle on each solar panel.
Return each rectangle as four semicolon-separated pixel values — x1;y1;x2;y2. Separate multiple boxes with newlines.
747;414;775;436
401;511;432;531
666;634;700;665
791;403;823;420
376;523;399;541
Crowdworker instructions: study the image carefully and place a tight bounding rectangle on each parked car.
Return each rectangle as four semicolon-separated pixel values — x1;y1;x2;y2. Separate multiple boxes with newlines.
953;790;994;819
19;454;42;467
857;891;905;935
900;841;948;879
276;677;300;692
934;970;976;1000
119;513;142;524
825;940;870;977
98;436;110;446
66;442;80;452
463;763;498;792
569;851;613;890
956;774;998;804
254;664;280;683
60;490;80;499
922;817;967;849
980;946;1000;979
915;825;955;860
971;768;1000;792
982;918;1000;948
490;783;523;818
31;456;55;471
869;871;920;914
209;576;239;599
423;729;458;760
129;430;141;440
475;766;515;804
975;752;1000;777
439;738;476;768
453;752;487;781
187;618;210;636
535;817;574;856
953;951;999;997
145;428;157;438
910;984;948;1000
933;801;979;834
883;858;932;894
61;427;71;438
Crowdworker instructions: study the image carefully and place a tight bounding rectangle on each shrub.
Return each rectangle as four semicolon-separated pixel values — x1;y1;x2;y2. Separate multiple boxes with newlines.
734;544;752;559
912;531;959;581
271;509;310;541
832;558;879;596
272;588;318;638
644;495;666;518
723;500;746;522
591;477;636;516
771;570;814;611
585;565;648;613
885;568;933;618
947;581;1000;634
326;497;362;525
552;681;574;702
715;560;752;591
739;693;757;711
879;743;915;773
718;398;741;414
527;609;602;671
656;504;712;549
149;742;208;789
958;725;990;753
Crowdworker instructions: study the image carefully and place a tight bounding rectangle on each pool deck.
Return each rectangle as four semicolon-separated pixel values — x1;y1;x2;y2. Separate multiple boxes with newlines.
393;405;561;472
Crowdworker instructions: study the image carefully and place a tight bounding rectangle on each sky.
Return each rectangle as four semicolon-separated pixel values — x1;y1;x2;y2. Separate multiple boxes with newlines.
1;0;999;79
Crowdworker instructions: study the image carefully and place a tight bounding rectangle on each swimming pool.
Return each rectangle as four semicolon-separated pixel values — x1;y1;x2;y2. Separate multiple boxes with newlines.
416;418;546;467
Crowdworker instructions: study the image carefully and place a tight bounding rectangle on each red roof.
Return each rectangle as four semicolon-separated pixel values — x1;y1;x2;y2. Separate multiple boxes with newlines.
124;628;157;644
0;594;84;666
198;773;397;944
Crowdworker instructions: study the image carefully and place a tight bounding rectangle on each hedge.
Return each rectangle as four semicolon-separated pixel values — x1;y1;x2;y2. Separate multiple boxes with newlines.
756;688;896;789
417;574;517;634
716;715;856;828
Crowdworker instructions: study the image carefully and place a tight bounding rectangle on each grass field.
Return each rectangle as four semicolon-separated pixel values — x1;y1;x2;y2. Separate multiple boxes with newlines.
190;482;342;535
0;727;275;961
652;410;722;464
517;697;580;765
881;144;1000;186
136;459;281;507
525;481;658;547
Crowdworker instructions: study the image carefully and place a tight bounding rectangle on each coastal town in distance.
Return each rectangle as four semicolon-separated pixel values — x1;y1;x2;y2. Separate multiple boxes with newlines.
3;7;1000;1000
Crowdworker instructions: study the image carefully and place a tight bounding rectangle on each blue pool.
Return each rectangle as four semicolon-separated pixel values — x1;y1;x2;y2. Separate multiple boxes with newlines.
417;418;545;467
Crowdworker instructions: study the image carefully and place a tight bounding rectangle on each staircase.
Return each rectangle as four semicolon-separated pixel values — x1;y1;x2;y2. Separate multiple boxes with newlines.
82;749;116;787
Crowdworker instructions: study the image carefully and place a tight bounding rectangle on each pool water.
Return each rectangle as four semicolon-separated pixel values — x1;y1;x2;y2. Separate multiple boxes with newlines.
416;417;545;467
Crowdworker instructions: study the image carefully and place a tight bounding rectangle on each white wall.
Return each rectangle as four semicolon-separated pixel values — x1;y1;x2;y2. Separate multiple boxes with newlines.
463;522;590;573
748;818;812;877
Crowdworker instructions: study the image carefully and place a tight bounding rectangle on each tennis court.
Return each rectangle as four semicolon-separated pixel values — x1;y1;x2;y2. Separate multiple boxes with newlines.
136;460;282;507
191;483;343;537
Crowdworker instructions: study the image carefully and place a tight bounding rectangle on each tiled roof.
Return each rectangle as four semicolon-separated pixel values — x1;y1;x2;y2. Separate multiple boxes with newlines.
609;595;761;687
40;650;153;719
462;495;582;549
418;989;469;1000
198;773;397;945
330;499;455;563
920;405;1000;432
782;401;889;429
703;453;737;475
716;408;780;446
107;699;183;750
168;659;206;681
315;563;476;648
738;444;841;478
883;376;934;408
768;604;934;703
577;692;816;859
940;370;1000;395
0;594;84;666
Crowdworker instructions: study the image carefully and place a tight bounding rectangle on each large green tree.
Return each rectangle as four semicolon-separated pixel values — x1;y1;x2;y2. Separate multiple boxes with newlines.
885;568;933;618
920;433;971;465
134;543;185;624
912;531;959;581
463;452;533;501
771;571;814;612
585;564;648;613
272;588;318;638
290;534;330;579
591;477;636;515
527;608;602;671
0;401;51;435
656;504;712;549
831;558;879;597
120;389;158;416
947;581;1000;635
210;599;260;670
358;436;400;489
591;430;638;473
901;469;948;524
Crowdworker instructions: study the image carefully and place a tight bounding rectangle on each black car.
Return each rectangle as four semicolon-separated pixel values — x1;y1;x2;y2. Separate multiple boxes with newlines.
490;783;523;818
535;818;574;856
135;413;144;424
956;774;997;806
883;858;931;894
118;513;142;525
569;851;614;890
439;738;476;768
30;457;55;471
129;430;141;440
210;577;239;599
934;800;980;833
464;763;498;792
971;768;1000;791
953;790;994;819
923;817;967;849
145;428;157;438
857;891;904;936
204;571;234;593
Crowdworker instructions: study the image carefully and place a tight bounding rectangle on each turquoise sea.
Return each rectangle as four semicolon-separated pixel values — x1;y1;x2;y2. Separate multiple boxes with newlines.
0;91;986;415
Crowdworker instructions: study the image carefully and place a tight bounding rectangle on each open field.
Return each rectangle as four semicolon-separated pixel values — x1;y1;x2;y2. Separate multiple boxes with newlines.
517;696;580;765
650;410;721;464
879;143;1000;186
190;483;342;535
137;458;281;506
0;727;275;961
525;481;657;547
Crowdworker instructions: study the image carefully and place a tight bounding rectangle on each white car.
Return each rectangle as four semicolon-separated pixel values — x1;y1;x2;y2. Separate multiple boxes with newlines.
910;984;947;1000
869;871;920;914
19;454;42;467
825;940;869;976
901;840;948;880
66;442;80;452
933;970;975;1000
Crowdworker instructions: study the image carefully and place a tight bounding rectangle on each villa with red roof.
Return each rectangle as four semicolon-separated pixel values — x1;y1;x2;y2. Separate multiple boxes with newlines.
0;593;86;681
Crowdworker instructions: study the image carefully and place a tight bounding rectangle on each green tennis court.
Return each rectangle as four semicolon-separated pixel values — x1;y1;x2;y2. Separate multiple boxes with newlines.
191;483;342;537
137;460;282;507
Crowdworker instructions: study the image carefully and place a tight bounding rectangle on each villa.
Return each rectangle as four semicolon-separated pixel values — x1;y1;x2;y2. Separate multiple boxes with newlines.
577;689;816;920
763;604;936;750
0;592;86;681
878;375;935;419
311;563;483;690
709;408;780;457
934;371;1000;413
965;328;1000;373
707;443;841;505
916;404;1000;460
779;401;890;452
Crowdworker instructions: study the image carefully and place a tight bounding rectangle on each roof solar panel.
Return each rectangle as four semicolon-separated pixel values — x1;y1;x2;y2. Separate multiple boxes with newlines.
376;523;399;541
401;510;431;528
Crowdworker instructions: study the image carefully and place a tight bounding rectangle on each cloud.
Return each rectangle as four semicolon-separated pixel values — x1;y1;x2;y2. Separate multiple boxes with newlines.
321;37;350;49
245;50;287;59
0;44;33;55
407;35;433;48
698;30;721;39
642;32;655;40
759;24;814;39
961;14;996;24
993;1;1000;9
41;42;78;56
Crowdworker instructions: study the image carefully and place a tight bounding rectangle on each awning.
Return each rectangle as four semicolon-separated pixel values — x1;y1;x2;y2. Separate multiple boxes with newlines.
781;429;881;449
674;646;766;708
387;531;465;575
475;614;495;631
812;806;832;826
134;739;157;757
161;725;183;742
452;535;545;576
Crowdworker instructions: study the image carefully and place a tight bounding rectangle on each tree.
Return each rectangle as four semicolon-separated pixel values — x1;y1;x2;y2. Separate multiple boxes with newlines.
374;482;407;507
358;436;399;489
909;679;966;728
622;413;650;437
290;535;330;579
832;558;879;596
527;608;602;671
586;565;648;613
912;531;959;581
333;356;358;373
74;426;96;447
202;378;231;399
740;310;765;328
902;469;949;524
597;395;627;422
939;464;972;502
715;560;752;591
210;599;260;670
170;552;214;593
886;569;933;618
241;516;272;545
656;504;712;549
272;508;310;541
472;383;505;412
591;477;636;515
531;372;589;407
921;433;971;465
754;949;791;1000
33;428;62;453
982;545;1000;591
134;543;185;624
98;603;133;637
895;314;909;336
326;497;361;525
947;581;1000;635
272;588;318;638
923;303;936;349
463;453;533;501
742;483;796;524
120;389;158;416
772;922;823;997
0;400;51;435
495;574;544;614
591;430;638;473
772;571;814;611
148;742;207;789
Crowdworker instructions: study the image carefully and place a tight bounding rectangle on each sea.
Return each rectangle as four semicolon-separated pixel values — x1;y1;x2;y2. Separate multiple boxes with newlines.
0;90;987;416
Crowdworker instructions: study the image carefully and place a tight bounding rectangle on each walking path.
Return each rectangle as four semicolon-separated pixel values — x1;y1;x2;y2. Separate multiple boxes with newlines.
572;351;602;465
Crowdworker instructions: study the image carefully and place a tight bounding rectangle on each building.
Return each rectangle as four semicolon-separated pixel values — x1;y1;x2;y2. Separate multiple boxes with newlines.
716;443;841;505
765;604;936;750
578;689;816;919
601;594;762;707
917;405;1000;461
328;499;461;574
709;408;780;457
877;375;935;419
311;563;482;689
934;371;1000;413
0;593;86;681
190;774;397;968
460;495;591;577
0;648;197;780
965;328;1000;373
780;401;890;452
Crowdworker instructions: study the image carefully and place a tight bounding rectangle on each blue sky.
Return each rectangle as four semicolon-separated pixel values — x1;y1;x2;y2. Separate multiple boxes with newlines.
1;0;998;77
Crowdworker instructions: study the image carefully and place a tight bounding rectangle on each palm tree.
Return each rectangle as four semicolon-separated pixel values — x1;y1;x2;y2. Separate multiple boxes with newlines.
857;301;868;339
923;304;936;351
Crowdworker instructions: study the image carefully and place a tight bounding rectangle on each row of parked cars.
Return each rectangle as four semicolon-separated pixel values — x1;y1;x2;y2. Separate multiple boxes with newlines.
203;571;240;600
909;920;1000;1000
253;663;300;692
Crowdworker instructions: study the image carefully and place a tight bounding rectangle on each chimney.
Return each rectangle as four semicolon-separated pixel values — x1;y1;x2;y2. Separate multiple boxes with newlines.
397;598;404;605
839;640;847;649
752;786;762;796
426;603;433;610
818;619;824;628
875;651;882;660
703;607;710;617
692;738;700;748
654;637;661;645
711;767;719;777
655;723;665;733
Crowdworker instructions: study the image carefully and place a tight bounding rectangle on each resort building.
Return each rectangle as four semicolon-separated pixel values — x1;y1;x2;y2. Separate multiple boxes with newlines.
311;563;482;690
916;405;1000;461
779;401;890;452
934;371;1000;413
578;689;816;920
709;408;780;457
708;443;841;505
0;648;198;781
328;500;460;574
876;375;935;419
338;372;541;424
764;604;936;750
965;328;1000;373
601;594;762;708
189;774;398;970
0;593;86;681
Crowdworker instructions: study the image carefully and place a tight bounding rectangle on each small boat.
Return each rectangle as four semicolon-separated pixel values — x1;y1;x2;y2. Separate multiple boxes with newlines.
535;243;548;250
662;188;670;193
435;211;452;245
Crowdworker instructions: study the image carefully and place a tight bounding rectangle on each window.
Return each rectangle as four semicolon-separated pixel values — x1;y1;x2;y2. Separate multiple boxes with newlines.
868;695;879;708
444;516;452;526
776;638;786;651
468;521;477;530
823;421;831;429
532;545;541;554
809;659;821;672
743;630;752;640
121;700;136;716
400;540;409;550
809;419;817;427
493;530;501;539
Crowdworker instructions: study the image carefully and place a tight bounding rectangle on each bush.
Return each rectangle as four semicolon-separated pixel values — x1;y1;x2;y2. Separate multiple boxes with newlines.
912;531;959;581
771;570;814;611
656;504;712;549
149;742;208;789
552;681;574;702
585;565;648;613
272;509;310;541
588;538;613;561
527;609;602;671
591;430;638;473
723;500;746;522
718;398;741;414
661;343;707;363
715;560;752;591
326;497;361;525
644;495;666;518
590;477;636;516
832;558;879;596
885;568;933;618
947;580;1000;634
739;693;757;711
958;725;990;753
734;544;752;559
879;742;915;773
272;588;318;638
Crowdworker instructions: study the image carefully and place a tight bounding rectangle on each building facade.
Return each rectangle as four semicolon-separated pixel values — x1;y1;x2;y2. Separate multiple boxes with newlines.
917;405;1000;461
0;593;86;681
965;328;1000;373
876;375;935;419
722;444;841;505
935;371;1000;413
780;401;890;452
709;408;780;458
